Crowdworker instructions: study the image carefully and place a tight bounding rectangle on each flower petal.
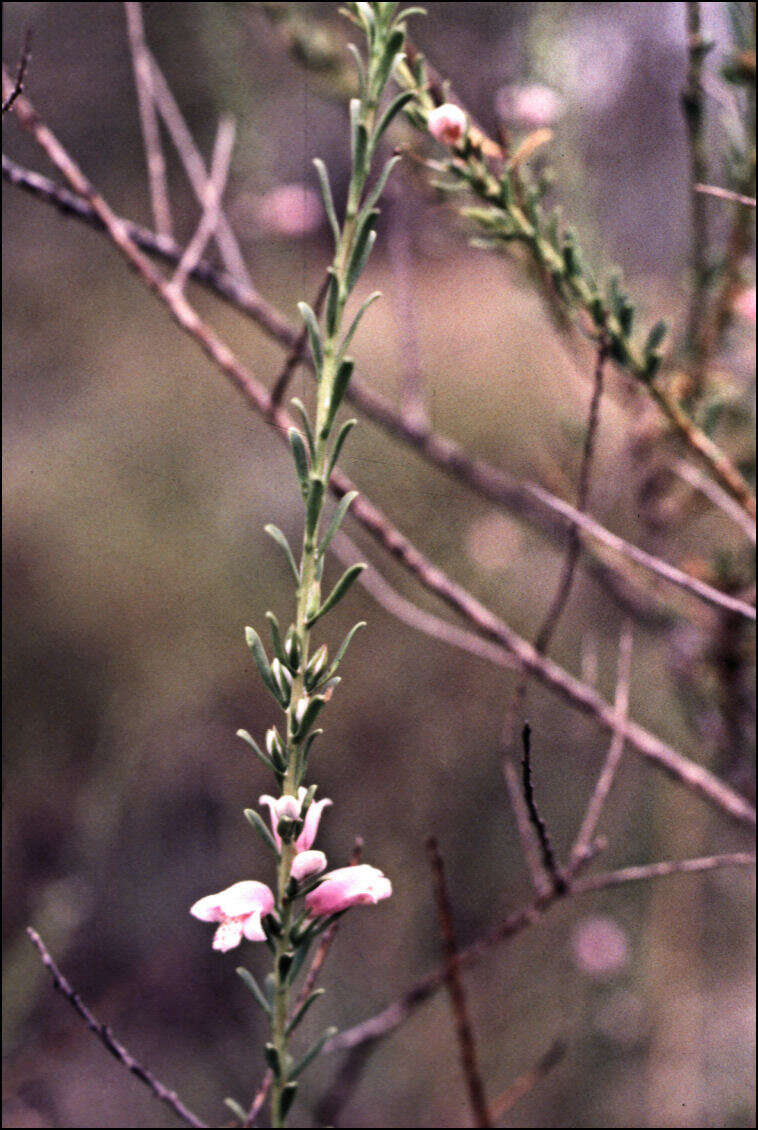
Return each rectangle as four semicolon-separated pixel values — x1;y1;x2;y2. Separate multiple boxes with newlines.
190;892;227;922
212;919;244;952
242;911;267;943
291;850;328;882
217;880;275;918
297;797;332;851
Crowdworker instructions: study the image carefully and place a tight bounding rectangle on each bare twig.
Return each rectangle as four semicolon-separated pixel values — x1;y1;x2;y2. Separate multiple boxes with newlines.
169;114;236;294
270;272;330;407
327;851;755;1059
503;755;550;895
4;155;756;621
145;46;252;286
1;29;31;116
668;456;756;543
123;3;172;238
570;621;634;865
490;1039;566;1122
695;183;756;208
520;724;566;895
26;927;207;1128
3;78;754;830
427;837;491;1128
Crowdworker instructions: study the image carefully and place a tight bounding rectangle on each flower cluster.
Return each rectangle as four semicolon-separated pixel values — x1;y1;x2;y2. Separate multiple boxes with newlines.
190;790;391;952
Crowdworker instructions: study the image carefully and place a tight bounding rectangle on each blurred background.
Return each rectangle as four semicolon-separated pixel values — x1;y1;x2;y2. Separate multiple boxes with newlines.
2;3;755;1127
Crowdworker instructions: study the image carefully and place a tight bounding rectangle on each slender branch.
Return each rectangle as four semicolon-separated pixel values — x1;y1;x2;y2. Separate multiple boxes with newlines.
503;755;550;895
520;724;565;895
489;1039;565;1123
169;114;236;294
4;154;755;622
681;1;710;381
570;621;634;865
145;45;252;286
427;837;491;1128
695;183;756;208
327;851;755;1058
1;29;31;115
668;456;756;543
26;927;207;1129
123;3;173;238
3;77;754;830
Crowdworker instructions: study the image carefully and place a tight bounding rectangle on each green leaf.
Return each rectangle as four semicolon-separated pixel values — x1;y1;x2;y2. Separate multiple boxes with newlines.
339;291;381;359
265;611;287;666
318;490;358;557
312;157;341;250
374;26;405;92
324;267;341;337
264;524;300;583
290;1027;338;1079
346;42;367;100
286;988;326;1036
372;95;414;151
236;729;277;774
297;301;323;374
325;358;355;434
293;694;327;739
365;153;402;210
224;1097;248;1122
278;1082;298;1121
264;1042;282;1078
244;626;281;702
289;428;310;500
327;418;357;478
236;967;272;1015
289;398;315;460
332;620;366;668
244;808;279;854
305;477;326;541
306;563;366;627
645;319;668;354
345;211;378;293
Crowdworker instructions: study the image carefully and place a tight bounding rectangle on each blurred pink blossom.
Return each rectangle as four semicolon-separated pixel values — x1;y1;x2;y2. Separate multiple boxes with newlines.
428;103;467;146
571;915;629;978
291;849;328;882
190;880;274;952
259;787;332;852
733;285;756;322
255;183;323;237
495;83;565;130
305;863;392;916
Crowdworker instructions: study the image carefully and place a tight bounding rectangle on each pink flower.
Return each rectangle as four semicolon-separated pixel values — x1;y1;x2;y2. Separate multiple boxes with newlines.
305;864;392;916
291;850;327;882
428;103;467;146
259;788;332;852
495;83;565;130
190;880;275;952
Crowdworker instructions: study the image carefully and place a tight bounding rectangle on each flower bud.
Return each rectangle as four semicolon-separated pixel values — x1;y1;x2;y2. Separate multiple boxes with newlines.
284;627;302;671
305;644;329;689
428;103;467;146
291;849;328;882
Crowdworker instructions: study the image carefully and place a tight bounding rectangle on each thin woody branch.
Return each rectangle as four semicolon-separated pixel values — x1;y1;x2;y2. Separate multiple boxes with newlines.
520;724;566;895
1;29;31;115
427;837;491;1128
124;2;173;238
3;154;755;624
2;74;754;832
26;928;207;1129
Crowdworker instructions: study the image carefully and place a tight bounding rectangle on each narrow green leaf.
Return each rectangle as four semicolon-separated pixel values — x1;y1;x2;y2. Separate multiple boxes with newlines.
372;94;414;150
333;620;366;668
290;1027;338;1079
365;153;402;210
645;319;668;354
290;398;315;460
264;1042;282;1078
293;694;327;739
297;301;323;374
264;524;300;583
338;291;381;359
289;428;310;500
325;267;341;337
346;42;367;100
236;967;272;1015
306;563;366;627
244;808;279;854
312;157;341;249
318;491;358;557
305;478;325;541
375;27;406;92
265;611;287;665
244;626;280;701
327;418;357;478
345;210;378;293
278;1082;298;1121
325;359;355;434
224;1097;247;1122
349;98;362;164
236;729;277;774
286;988;325;1036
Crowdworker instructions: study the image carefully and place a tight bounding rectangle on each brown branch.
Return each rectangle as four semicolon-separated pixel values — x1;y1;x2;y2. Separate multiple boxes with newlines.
3;155;755;622
427;837;491;1128
503;755;550;895
123;3;173;238
695;183;756;208
3;78;754;831
668;456;756;543
26;927;207;1128
489;1039;566;1123
1;29;31;115
520;724;566;895
570;621;634;865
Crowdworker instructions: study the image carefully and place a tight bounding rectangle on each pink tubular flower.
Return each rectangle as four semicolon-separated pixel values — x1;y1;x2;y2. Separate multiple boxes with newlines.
291;850;327;882
259;788;332;852
305;864;392;916
190;880;275;952
428;103;467;146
